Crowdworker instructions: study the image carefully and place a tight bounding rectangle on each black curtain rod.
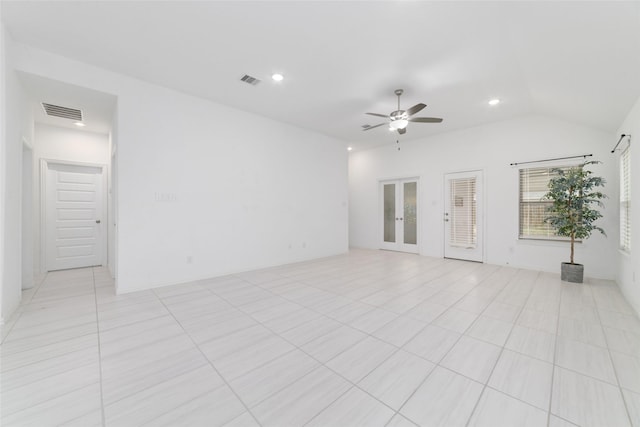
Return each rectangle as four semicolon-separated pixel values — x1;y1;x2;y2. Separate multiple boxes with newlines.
510;154;592;167
611;134;631;153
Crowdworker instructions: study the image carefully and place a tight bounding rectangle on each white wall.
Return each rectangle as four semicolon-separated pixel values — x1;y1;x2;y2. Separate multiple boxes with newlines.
115;86;348;292
35;123;110;164
616;96;640;316
1;27;33;322
9;42;348;295
108;125;118;279
33;123;110;276
1;23;6;321
350;115;618;280
21;141;34;289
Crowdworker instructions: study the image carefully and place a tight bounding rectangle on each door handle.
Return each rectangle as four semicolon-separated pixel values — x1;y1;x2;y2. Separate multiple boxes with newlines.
96;220;101;224
444;219;449;222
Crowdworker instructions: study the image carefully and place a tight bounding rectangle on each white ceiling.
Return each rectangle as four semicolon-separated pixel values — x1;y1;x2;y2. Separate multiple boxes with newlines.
3;1;640;150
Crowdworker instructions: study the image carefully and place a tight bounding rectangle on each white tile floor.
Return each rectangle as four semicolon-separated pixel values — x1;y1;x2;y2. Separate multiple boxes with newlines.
1;249;639;427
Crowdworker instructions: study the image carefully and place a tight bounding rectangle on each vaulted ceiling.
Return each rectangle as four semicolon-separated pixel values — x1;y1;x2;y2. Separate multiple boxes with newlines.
3;1;640;150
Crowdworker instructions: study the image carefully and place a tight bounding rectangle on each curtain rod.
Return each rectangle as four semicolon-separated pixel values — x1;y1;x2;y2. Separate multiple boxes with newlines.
611;134;631;153
510;154;592;167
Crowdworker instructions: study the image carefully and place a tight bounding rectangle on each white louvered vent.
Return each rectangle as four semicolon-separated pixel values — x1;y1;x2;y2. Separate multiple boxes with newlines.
42;103;83;121
240;74;261;86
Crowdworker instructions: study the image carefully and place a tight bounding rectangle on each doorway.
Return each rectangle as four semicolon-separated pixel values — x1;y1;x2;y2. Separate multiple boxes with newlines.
43;161;107;271
444;170;483;262
380;178;419;253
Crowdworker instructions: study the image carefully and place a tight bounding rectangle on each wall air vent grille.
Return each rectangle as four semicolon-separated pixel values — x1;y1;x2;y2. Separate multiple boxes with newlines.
42;103;83;121
240;74;261;86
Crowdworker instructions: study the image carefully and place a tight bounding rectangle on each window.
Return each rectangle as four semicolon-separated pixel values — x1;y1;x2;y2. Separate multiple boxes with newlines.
519;166;570;240
620;145;631;252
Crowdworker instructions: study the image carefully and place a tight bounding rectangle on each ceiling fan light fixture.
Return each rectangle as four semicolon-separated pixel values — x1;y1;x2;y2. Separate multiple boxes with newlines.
389;118;409;130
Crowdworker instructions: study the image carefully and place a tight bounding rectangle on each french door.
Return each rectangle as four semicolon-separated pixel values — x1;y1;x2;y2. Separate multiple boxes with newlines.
444;170;483;262
380;178;419;253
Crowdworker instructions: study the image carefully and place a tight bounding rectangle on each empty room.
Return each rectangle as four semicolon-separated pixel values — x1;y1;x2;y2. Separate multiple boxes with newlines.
1;1;639;426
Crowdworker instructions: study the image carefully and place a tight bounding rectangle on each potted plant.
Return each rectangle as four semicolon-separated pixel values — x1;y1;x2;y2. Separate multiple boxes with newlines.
543;160;606;283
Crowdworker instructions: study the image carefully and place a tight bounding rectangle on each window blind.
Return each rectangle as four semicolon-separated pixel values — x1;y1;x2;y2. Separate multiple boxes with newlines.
620;145;631;252
519;166;570;240
449;178;477;248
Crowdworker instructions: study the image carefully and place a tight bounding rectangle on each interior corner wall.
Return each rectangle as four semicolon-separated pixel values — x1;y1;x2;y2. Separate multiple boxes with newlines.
1;28;33;322
32;124;110;276
0;22;6;322
349;115;618;280
616;96;640;317
11;43;348;294
108;116;118;283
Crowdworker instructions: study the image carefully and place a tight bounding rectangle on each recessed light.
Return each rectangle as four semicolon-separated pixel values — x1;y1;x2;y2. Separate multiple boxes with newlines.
488;98;501;106
74;122;86;127
271;73;284;82
347;147;353;151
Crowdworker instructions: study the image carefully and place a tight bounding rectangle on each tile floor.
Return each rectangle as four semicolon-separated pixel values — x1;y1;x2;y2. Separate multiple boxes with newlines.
1;249;639;427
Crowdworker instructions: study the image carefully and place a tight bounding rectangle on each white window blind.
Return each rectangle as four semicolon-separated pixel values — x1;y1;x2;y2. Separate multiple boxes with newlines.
620;145;631;252
450;178;477;248
519;166;570;240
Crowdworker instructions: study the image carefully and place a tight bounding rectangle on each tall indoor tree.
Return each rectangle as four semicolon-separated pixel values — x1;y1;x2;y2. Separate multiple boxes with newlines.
544;160;606;283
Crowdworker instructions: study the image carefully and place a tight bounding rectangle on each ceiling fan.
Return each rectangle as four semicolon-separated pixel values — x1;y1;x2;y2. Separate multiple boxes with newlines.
363;89;443;135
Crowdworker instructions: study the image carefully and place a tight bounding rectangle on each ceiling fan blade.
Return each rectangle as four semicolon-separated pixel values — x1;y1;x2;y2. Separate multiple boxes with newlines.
409;117;443;123
365;112;389;118
362;123;387;131
406;103;426;116
397;128;407;135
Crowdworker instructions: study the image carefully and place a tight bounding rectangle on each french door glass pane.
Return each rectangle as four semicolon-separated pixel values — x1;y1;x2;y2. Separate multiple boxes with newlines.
403;182;417;245
384;184;396;243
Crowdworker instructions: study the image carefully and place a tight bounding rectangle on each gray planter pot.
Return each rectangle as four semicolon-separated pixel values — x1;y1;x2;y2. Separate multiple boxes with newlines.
561;262;584;283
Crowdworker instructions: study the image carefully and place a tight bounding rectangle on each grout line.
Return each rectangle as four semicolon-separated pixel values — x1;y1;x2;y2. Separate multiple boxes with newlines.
460;270;540;427
592;283;637;427
0;274;49;345
91;267;108;427
390;266;526;423
191;271;424;418
152;288;265;427
5;252;637;426
546;277;568;427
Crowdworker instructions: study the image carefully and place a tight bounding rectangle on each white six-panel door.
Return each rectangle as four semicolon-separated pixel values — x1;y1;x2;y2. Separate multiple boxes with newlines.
45;162;106;271
444;170;483;262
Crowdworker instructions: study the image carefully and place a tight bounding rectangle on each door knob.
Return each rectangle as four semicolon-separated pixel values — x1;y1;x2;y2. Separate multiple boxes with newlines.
96;220;101;224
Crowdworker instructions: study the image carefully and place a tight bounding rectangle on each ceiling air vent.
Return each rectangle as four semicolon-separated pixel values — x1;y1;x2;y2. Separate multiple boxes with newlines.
240;74;261;86
42;103;83;121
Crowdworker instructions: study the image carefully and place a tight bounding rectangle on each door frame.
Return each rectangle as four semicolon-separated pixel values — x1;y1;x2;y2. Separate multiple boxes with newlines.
40;159;108;272
443;169;485;262
379;176;420;254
